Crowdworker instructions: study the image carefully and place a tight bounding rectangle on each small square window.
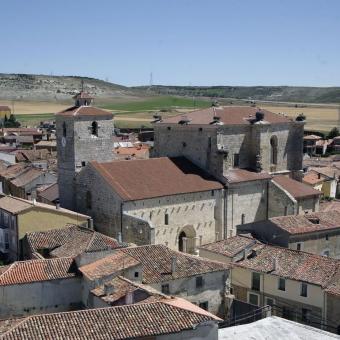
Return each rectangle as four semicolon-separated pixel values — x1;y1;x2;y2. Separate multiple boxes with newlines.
300;283;308;297
134;272;139;278
265;297;274;307
196;276;203;289
278;278;286;291
161;284;170;294
211;190;214;197
81;161;86;167
326;234;329;241
164;213;169;225
167;127;171;131
296;243;302;251
199;301;208;310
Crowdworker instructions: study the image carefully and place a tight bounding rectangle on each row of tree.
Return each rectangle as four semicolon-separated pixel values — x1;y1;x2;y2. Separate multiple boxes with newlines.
1;114;21;128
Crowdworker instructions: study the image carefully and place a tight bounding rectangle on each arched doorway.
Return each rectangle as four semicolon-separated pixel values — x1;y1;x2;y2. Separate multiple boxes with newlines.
178;225;196;253
178;231;186;252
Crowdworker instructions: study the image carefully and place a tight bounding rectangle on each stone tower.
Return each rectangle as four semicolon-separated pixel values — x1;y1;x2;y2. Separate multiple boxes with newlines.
56;91;115;210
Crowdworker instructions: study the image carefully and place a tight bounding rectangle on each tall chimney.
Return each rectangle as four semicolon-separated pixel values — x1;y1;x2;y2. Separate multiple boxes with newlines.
171;256;177;274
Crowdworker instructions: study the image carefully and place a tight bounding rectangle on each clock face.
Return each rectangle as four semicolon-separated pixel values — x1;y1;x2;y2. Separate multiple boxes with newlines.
61;137;67;147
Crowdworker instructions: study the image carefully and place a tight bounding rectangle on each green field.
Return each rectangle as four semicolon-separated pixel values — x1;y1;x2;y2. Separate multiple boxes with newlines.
16;113;55;127
101;96;211;113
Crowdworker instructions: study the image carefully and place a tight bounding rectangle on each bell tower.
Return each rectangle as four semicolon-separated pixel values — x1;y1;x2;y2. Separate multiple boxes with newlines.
56;91;115;210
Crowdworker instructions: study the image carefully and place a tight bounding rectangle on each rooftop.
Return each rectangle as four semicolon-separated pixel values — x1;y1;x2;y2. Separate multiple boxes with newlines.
0;196;90;219
219;316;338;340
56;105;113;118
234;244;340;291
320;199;340;212
10;167;47;187
0;299;220;340
158;106;291;126
0;257;77;285
36;182;58;202
303;170;329;185
121;244;229;283
199;235;259;258
225;169;272;184
269;210;340;235
303;134;323;141
90;157;223;201
25;224;123;259
272;175;322;199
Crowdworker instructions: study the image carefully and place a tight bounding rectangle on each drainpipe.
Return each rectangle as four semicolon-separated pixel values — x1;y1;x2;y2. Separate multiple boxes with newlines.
120;202;123;241
224;188;227;239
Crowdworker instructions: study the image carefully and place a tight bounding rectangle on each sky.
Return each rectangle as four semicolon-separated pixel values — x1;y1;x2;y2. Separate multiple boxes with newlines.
1;0;340;87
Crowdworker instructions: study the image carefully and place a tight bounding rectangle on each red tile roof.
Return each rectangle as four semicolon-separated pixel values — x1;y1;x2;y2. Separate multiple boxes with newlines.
0;257;77;285
234;244;340;289
158;106;291;126
91;157;223;201
56;105;113;117
10;167;45;187
72;91;93;99
225;169;272;184
269;211;340;235
25;224;123;259
37;182;59;202
121;244;229;283
0;106;10;112
272;175;322;199
199;235;259;257
1;300;220;339
303;170;328;185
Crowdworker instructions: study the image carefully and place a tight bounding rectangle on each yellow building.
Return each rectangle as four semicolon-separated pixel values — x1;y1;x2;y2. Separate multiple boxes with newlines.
0;196;91;261
0;105;11;119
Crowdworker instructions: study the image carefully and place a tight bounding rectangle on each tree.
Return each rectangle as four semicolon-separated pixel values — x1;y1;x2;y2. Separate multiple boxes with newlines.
328;127;340;139
4;114;20;128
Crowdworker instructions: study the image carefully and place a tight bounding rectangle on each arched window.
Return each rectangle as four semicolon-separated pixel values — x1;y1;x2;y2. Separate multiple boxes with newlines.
86;191;92;209
270;136;278;165
91;121;98;136
62;122;67;137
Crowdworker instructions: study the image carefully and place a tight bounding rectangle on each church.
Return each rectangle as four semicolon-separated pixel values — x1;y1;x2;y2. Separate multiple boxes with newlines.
56;94;321;253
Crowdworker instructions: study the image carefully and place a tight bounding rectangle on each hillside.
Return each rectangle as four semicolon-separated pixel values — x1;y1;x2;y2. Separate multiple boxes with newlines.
0;73;146;103
134;85;340;104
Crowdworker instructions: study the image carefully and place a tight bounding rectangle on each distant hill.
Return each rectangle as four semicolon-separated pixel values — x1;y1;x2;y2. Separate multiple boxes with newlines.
134;85;340;104
0;73;146;103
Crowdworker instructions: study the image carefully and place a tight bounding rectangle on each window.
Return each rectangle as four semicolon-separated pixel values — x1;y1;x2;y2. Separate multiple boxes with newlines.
284;206;288;216
300;283;308;297
91;121;98;136
134;272;139;278
251;272;261;291
248;293;259;306
81;161;86;167
167;126;171;131
265;297;275;307
182;142;187;147
211;190;214;197
278;278;286;291
196;276;203;289
164;213;169;225
199;301;208;310
270;136;278;165
86;191;92;210
62;122;66;137
161;284;170;294
233;153;240;167
296;243;302;251
326;234;329;241
302;308;311;323
241;214;245;225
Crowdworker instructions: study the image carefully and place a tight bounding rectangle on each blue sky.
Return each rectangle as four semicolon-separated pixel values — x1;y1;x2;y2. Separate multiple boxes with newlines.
1;0;339;86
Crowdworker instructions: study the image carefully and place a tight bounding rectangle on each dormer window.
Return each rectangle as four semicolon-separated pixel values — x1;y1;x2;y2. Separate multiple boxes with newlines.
91;121;98;136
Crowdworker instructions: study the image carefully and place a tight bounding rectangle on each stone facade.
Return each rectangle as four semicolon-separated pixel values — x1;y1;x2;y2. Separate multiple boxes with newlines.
56;109;115;210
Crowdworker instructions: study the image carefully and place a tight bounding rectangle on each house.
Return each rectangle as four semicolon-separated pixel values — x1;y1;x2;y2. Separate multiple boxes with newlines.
0;298;221;340
0;257;81;317
35;140;57;152
238;211;340;258
79;244;229;316
36;182;59;205
76;157;224;252
230;244;340;333
303;170;336;198
113;143;150;159
0;196;92;261
303;134;323;155
21;224;126;261
0;106;11;118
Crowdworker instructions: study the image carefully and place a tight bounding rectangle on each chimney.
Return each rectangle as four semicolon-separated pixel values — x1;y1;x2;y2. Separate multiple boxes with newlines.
171;256;177;274
125;291;134;305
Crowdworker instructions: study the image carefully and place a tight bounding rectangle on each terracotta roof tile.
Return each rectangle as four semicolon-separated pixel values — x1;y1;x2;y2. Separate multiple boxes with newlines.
10;168;46;187
56;105;113;117
37;182;59;202
91;157;223;201
0;257;77;285
234;244;340;288
199;235;259;257
121;244;229;283
158;106;291;126
303;170;328;185
272;175;322;199
1;300;220;340
269;211;340;235
25;225;123;259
